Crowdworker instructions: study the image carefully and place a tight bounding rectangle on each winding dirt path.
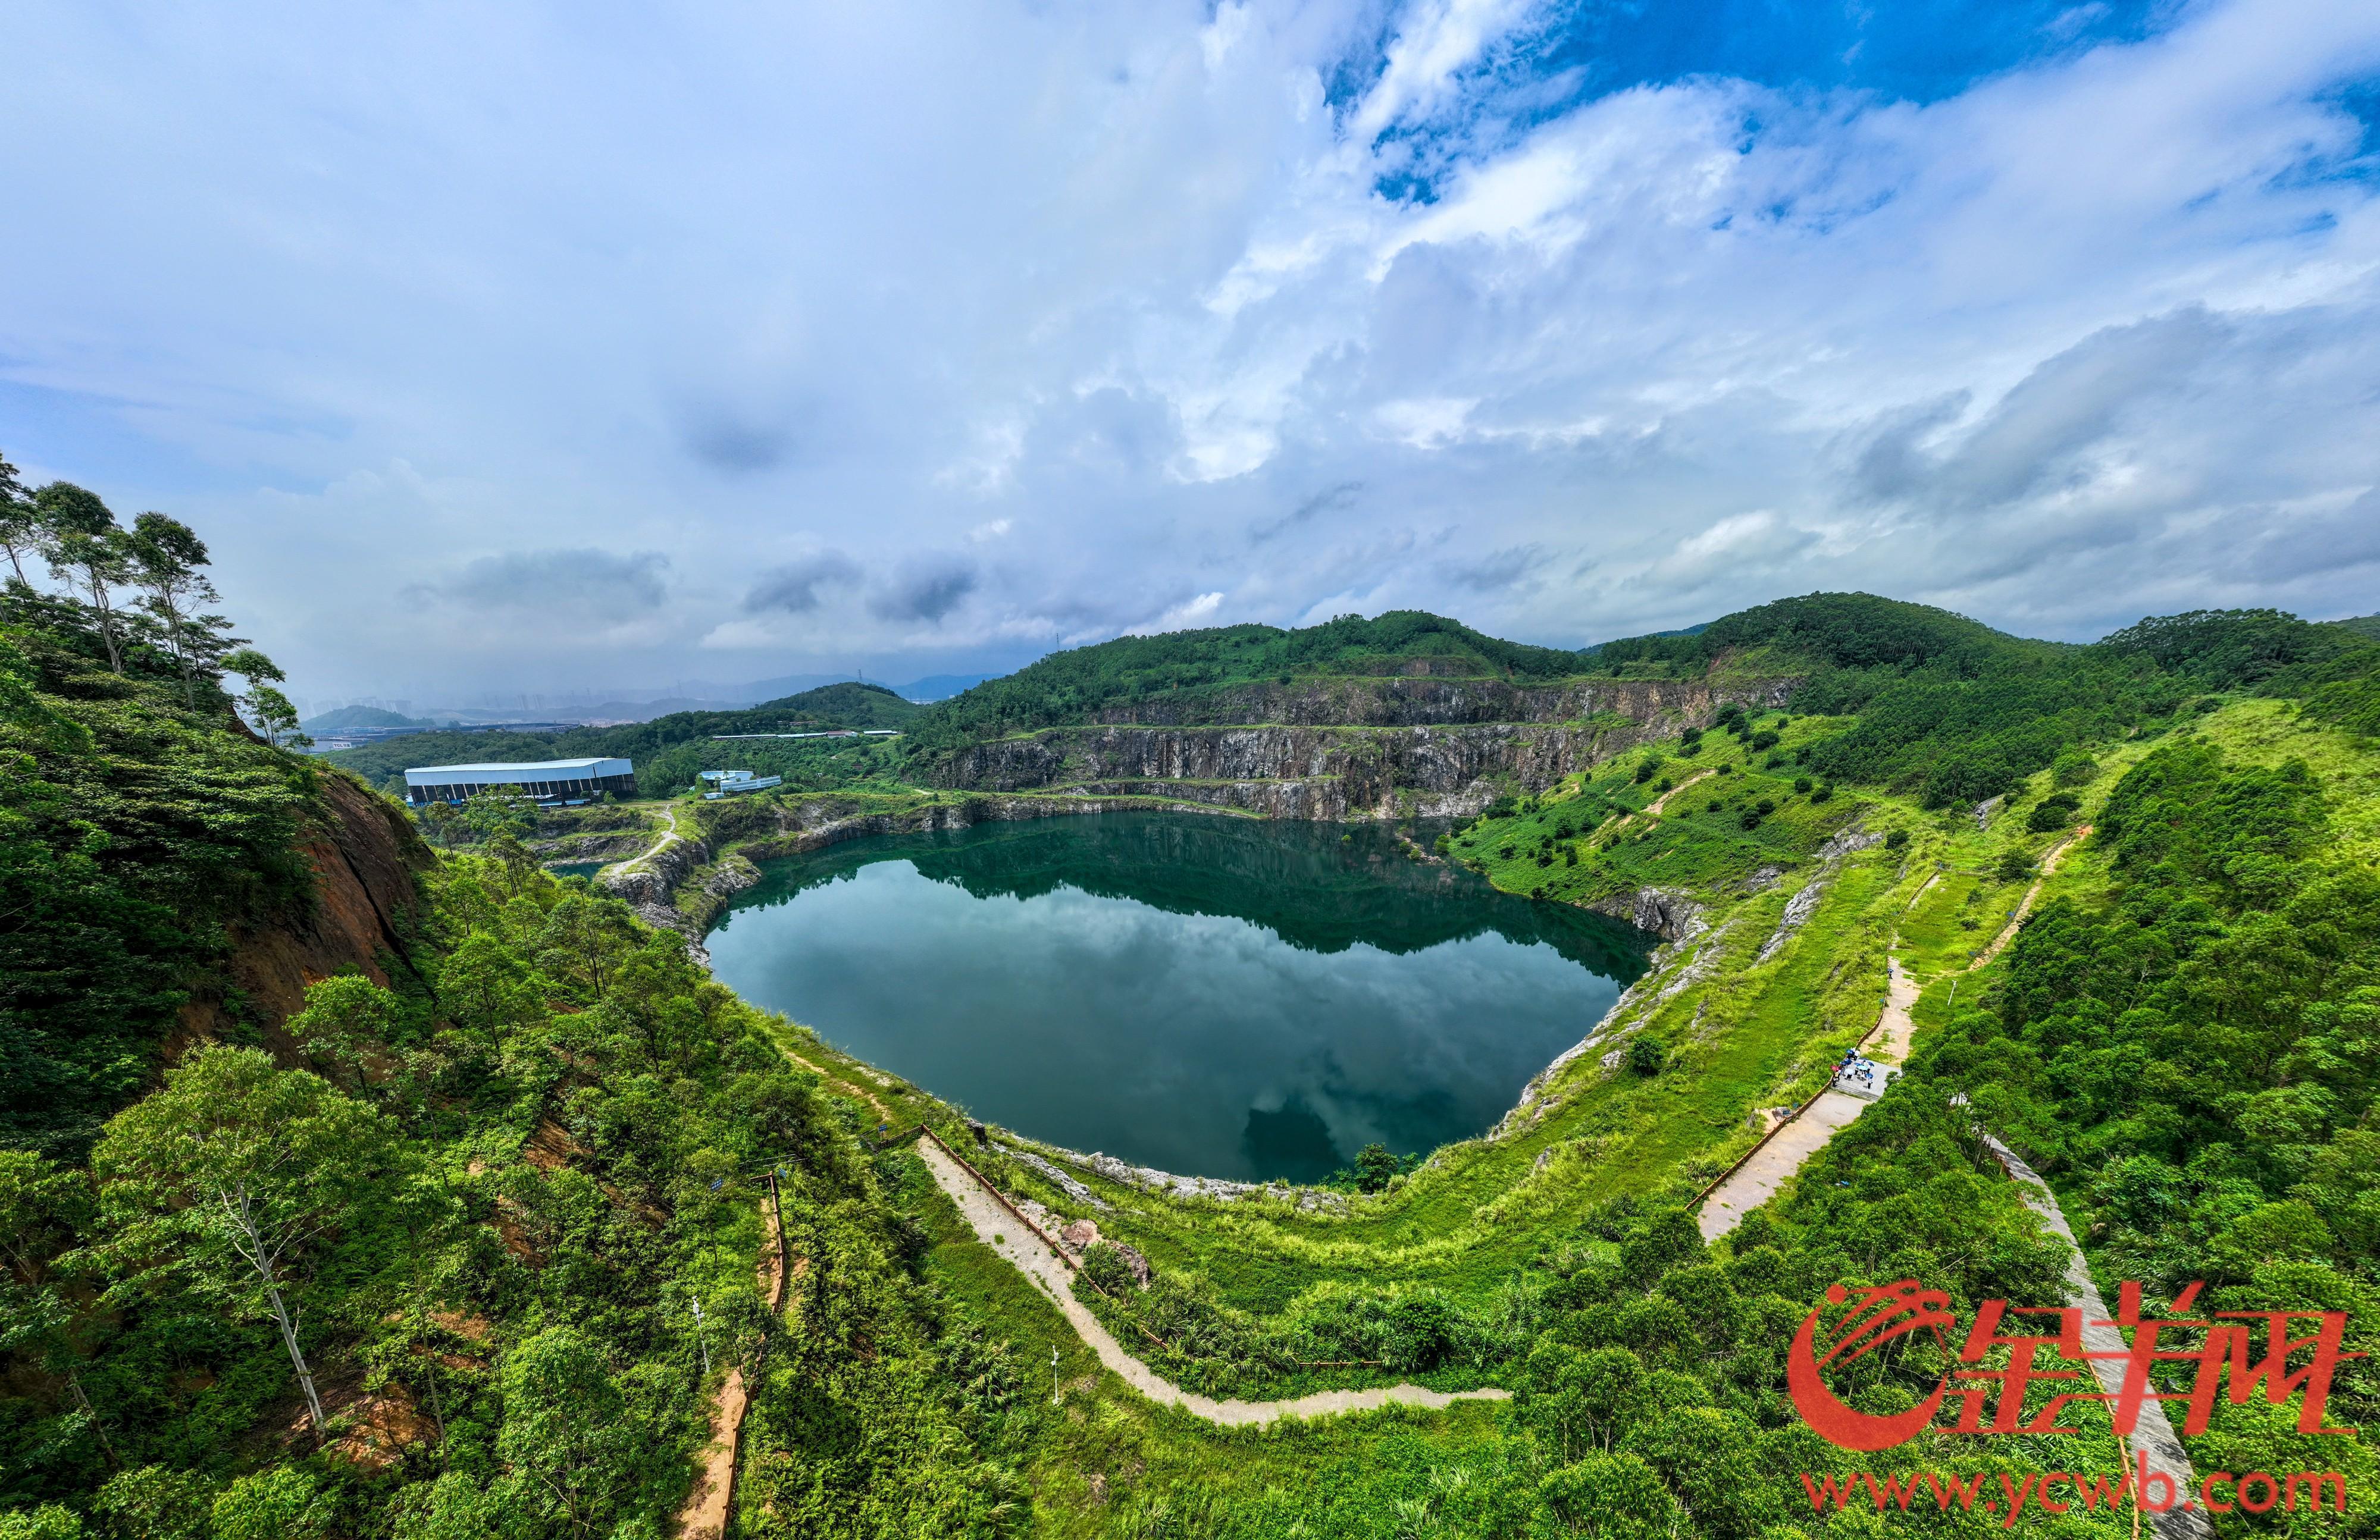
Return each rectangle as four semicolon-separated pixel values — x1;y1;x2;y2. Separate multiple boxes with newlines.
1643;767;1714;817
913;1137;1508;1427
675;1182;790;1539
609;801;688;879
1969;825;2089;970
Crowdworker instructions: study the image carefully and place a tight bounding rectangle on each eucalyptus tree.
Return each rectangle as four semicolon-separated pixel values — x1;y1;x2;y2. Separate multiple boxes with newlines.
0;450;36;586
219;648;308;748
92;1046;403;1438
34;483;131;672
124;512;224;705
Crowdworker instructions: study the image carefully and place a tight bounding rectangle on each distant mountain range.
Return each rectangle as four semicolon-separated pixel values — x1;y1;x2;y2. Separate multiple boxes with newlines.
305;670;1008;733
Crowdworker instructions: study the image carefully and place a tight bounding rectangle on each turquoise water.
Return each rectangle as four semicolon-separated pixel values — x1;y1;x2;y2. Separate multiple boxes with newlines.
706;813;1651;1184
546;861;607;880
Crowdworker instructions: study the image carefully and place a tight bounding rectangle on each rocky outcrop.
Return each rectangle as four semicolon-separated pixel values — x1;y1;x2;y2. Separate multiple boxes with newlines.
600;823;710;909
937;723;1636;816
1753;826;1883;964
1001;1133;1349;1214
922;676;1799;816
181;771;433;1044
1009;1147;1110;1209
1051;673;1794;730
1588;886;1704;943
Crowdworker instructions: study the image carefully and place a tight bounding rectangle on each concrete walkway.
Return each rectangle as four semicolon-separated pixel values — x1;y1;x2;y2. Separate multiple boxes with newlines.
1984;1135;2212;1540
914;1138;1508;1427
1699;953;1921;1240
1697;1090;1871;1240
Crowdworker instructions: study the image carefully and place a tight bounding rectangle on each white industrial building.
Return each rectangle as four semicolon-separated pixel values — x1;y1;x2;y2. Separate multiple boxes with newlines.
404;757;636;806
699;769;782;798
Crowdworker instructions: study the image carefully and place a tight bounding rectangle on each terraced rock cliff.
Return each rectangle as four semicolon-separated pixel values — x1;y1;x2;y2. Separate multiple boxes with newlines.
926;675;1796;816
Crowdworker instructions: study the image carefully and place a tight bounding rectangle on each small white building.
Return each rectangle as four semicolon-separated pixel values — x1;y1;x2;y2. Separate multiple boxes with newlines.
405;757;635;806
700;769;782;799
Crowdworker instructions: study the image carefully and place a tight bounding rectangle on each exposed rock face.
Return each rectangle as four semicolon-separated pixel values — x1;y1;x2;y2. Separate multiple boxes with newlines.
1008;1147;1110;1209
600;825;710;909
1038;674;1789;730
1589;886;1704;942
922;676;1798;817
1060;1218;1101;1252
1754;826;1884;964
183;771;432;1043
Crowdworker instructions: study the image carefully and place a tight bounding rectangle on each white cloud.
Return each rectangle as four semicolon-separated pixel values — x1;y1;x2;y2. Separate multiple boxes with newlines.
3;0;2379;701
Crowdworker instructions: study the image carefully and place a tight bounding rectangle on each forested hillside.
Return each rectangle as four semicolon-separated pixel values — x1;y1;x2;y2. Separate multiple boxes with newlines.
12;445;2380;1539
2;463;1020;1538
324;681;922;799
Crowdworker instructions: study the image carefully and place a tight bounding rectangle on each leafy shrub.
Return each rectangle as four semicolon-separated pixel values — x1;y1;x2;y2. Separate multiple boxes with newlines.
2026;792;2081;833
1793;777;1812;793
1884;829;1909;850
1627;1038;1666;1076
1082;1241;1144;1294
2052;749;2099;786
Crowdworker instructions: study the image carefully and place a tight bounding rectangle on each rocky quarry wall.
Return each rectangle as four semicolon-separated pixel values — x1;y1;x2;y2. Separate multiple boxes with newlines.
928;675;1796;817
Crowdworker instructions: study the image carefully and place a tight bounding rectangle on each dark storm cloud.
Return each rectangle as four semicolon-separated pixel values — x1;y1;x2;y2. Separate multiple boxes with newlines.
412;548;671;615
870;554;979;623
743;551;863;614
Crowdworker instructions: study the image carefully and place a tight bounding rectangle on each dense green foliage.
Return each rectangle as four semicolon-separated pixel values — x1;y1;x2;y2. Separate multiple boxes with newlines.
323;682;922;799
1593;592;2035;678
3;847;1027;1538
12;444;2380;1537
899;611;1585;752
2;491;318;1158
1919;743;2378;1294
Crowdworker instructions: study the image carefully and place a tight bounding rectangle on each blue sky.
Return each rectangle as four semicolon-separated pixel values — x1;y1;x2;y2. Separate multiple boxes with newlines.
4;0;2378;705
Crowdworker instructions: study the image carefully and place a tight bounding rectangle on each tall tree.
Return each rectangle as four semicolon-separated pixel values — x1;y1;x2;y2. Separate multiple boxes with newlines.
0;451;37;587
124;513;220;706
219;649;309;748
33;484;130;673
92;1047;402;1437
0;1151;118;1473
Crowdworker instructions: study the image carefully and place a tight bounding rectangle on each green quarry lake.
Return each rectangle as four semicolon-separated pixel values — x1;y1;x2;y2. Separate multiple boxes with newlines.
706;813;1653;1185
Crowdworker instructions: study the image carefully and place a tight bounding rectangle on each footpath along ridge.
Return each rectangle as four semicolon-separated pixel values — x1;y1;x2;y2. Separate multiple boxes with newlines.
913;1129;1510;1427
1697;827;2087;1240
1695;827;2212;1538
675;1175;794;1540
